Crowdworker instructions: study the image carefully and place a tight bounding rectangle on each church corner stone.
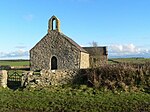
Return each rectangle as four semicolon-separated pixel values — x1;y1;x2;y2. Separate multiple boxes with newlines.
0;70;8;88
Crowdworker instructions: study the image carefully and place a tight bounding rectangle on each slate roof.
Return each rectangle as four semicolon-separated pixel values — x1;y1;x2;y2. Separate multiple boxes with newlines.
83;47;108;55
59;32;88;53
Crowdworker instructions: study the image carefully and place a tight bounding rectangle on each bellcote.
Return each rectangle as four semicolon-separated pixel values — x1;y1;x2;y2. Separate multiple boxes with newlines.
48;15;60;33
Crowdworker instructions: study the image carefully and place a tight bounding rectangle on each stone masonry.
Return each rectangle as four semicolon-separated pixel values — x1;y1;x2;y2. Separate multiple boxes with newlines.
30;15;108;71
30;30;90;71
83;47;108;67
30;16;89;71
22;69;80;88
0;70;7;88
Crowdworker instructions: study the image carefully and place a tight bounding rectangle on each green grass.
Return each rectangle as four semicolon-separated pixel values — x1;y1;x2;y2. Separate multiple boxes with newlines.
0;59;149;111
0;60;29;67
108;58;150;64
0;86;149;112
1;58;150;66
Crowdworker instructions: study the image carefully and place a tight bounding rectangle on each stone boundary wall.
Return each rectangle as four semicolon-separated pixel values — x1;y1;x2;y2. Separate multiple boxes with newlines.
22;69;80;88
0;70;7;88
0;69;84;89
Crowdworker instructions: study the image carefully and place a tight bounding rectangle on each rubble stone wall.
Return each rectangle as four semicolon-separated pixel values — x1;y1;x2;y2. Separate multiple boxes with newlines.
30;31;81;71
90;55;108;68
22;69;80;88
83;47;108;68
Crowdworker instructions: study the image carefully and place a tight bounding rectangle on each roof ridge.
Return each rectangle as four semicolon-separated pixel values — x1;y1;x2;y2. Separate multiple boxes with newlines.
59;32;88;53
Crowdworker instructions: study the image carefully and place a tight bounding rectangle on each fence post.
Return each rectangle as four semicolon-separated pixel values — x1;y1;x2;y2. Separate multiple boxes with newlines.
0;70;8;88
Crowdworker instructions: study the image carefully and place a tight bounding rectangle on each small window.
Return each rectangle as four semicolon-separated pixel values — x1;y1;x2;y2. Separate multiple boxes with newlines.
52;19;56;30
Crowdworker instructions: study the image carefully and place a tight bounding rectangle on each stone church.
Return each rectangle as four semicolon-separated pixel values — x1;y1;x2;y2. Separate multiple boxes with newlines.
30;16;108;71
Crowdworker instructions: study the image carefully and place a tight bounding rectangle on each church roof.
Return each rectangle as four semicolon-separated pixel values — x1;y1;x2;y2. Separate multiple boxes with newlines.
59;32;88;53
31;16;88;53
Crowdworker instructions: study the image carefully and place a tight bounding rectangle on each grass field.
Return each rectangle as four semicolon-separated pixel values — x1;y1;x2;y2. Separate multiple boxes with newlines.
1;58;150;67
0;60;29;67
0;86;149;112
108;58;150;64
0;58;150;111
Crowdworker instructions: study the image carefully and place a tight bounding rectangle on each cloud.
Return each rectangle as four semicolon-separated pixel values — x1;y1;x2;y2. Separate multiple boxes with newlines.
109;44;150;58
0;50;29;59
23;14;34;21
15;45;27;49
109;44;140;54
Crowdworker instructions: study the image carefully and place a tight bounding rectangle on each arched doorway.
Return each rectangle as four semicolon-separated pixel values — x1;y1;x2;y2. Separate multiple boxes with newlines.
51;56;57;70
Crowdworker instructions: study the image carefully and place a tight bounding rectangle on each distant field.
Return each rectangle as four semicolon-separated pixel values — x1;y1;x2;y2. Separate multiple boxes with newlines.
1;58;150;67
108;58;150;64
0;60;29;67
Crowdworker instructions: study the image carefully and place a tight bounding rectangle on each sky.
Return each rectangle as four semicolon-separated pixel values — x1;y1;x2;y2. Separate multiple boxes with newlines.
0;0;150;59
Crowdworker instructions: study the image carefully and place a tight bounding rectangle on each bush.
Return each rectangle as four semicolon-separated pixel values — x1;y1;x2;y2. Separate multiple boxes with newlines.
77;63;150;93
0;65;11;70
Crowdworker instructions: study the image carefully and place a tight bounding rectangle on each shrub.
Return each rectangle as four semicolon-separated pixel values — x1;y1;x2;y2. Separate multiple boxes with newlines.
0;65;11;70
77;63;150;92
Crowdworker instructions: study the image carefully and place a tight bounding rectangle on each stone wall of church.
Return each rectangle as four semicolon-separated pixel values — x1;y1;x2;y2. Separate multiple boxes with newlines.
89;55;108;68
30;31;81;71
80;52;90;69
83;47;108;68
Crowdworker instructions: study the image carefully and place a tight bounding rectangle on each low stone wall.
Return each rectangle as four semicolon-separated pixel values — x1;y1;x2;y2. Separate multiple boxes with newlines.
22;69;80;88
0;70;7;88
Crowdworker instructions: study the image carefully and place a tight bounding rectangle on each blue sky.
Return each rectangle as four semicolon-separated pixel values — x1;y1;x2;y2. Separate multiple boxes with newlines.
0;0;150;59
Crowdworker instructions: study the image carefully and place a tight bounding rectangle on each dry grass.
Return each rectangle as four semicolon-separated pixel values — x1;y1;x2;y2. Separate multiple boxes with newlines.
78;62;150;93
